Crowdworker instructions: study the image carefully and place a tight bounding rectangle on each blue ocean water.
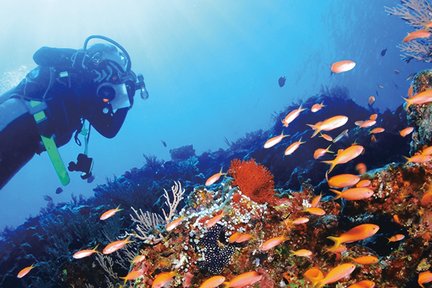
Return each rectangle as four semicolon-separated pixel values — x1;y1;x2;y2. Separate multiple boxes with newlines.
0;0;428;232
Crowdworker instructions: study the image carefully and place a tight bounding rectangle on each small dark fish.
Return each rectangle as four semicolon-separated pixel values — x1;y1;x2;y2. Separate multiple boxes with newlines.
380;48;387;56
87;175;95;183
55;187;63;194
394;69;400;74
278;76;286;87
405;56;414;63
393;81;399;89
43;195;53;202
161;140;167;148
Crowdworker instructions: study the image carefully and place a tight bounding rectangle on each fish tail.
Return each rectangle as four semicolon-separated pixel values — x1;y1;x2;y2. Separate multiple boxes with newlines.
327;236;342;248
321;160;335;173
402;97;411;110
326;144;334;153
329;189;342;200
403;156;410;163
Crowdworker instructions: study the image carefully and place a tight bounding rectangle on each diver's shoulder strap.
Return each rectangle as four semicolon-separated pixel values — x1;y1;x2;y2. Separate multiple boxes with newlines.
28;100;70;186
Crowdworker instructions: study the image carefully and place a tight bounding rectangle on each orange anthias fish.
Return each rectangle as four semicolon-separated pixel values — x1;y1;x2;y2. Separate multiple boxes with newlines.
404;89;432;109
352;255;379;265
199;275;226;288
388;234;405;242
304;207;326;216
355;119;376;128
73;245;100;259
152;271;176;288
327;173;360;188
228;232;253;243
320;133;334;142
369;113;378;121
331;60;356;74
370;127;385;134
292;217;310;225
421;146;432;156
17;264;36;278
399;127;414;137
308;115;349;138
403;29;431;42
327;224;380;248
311;194;322;208
100;205;122;220
356;179;371;188
205;168;226;186
348;280;376;288
264;132;289;149
284;138;306;156
311;102;325;113
166;217;184;232
206;210;224;228
404;154;432;163
322;145;365;173
317;263;356;287
326;244;347;255
314;145;333;160
330;187;374;201
304;267;324;287
120;270;143;283
418;270;432;288
355;163;367;174
292;249;313;258
408;84;414;98
103;237;132;255
282;105;306;127
131;255;146;265
225;271;263;287
368;96;376;106
259;235;287;251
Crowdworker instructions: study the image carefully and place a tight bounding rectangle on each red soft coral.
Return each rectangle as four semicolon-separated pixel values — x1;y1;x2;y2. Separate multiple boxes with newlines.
228;159;276;204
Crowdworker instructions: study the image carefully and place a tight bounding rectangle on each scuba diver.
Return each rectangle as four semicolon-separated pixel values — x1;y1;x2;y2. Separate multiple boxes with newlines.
0;35;148;189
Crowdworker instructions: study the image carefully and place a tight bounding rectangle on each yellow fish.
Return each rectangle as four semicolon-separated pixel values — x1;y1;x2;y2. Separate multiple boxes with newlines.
307;115;349;137
322;145;364;173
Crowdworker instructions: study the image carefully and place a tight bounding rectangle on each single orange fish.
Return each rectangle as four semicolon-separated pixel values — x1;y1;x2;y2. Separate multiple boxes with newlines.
103;237;132;255
404;89;432;109
399;127;414;137
421;190;432;207
264;132;289;149
311;194;322;208
166;217;184;232
131;255;146;264
304;267;324;287
322;145;365;173
304;207;326;216
393;214;402;225
292;217;310;225
282;105;306;127
206;210;224;228
330;187;374;201
320;133;334;142
225;271;262;287
368;96;376;106
404;154;432;163
205;168;226;186
308;115;349;137
388;233;405;242
370;135;377;143
355;119;376;128
292;249;313;258
228;232;253;243
100;205;122;221
331;60;356;74
327;173;360;188
408;84;414;98
352;255;379;265
314;145;333;160
418;271;432;288
355;163;367;174
356;179;371;188
259;235;287;251
311;102;325;113
421;146;432;156
120;270;143;282
284;138;306;156
369;113;378;121
370;127;385;134
326;244;347;255
73;245;100;259
327;224;380;248
403;29;431;42
152;271;176;288
348;280;376;288
199;275;226;288
318;263;356;286
17;264;36;278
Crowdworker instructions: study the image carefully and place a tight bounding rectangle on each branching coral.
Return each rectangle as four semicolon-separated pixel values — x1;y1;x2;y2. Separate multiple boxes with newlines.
386;0;432;62
228;159;276;204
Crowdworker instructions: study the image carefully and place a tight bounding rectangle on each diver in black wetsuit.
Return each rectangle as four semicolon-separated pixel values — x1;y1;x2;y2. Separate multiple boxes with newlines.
0;35;148;189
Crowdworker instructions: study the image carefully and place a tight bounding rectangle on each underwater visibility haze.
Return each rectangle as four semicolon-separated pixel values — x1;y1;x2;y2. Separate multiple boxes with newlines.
2;0;432;287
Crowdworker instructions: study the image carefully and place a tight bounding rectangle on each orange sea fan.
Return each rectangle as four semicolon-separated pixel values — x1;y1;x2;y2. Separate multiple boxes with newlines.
228;159;276;204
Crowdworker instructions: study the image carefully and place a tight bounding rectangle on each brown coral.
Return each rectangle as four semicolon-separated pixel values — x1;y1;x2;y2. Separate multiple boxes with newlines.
228;159;276;204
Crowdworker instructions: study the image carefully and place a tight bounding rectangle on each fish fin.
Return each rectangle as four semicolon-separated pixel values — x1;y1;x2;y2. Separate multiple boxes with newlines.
402;97;411;110
403;156;410;163
326;144;334;153
310;128;321;138
329;189;342;200
321;160;335;173
326;236;342;248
